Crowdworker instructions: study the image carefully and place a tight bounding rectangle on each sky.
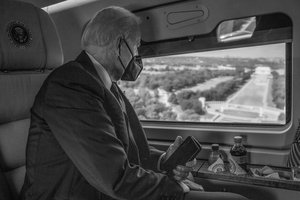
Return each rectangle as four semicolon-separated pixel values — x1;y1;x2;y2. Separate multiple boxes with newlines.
176;43;285;59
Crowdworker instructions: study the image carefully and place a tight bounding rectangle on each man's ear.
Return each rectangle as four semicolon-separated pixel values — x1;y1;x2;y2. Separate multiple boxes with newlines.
85;45;98;56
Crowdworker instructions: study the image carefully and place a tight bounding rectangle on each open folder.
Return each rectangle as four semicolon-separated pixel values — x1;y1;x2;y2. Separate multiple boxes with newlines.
161;136;202;172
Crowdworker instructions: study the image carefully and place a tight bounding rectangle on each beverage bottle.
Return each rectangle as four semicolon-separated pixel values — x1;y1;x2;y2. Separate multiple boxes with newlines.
292;166;300;181
230;136;247;170
208;144;221;165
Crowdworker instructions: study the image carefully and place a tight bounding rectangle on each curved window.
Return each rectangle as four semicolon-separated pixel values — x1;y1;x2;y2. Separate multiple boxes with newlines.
120;43;286;125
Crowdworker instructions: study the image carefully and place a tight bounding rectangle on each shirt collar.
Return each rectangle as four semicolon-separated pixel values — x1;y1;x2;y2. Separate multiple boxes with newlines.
86;51;112;90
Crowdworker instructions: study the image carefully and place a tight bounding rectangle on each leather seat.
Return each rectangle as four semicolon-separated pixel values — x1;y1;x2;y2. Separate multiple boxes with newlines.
0;1;63;199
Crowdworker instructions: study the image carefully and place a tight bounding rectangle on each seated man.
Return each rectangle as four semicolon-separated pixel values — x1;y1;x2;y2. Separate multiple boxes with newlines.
20;6;249;200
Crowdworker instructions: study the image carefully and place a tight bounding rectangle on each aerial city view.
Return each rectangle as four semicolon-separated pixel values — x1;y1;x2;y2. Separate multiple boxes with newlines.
120;44;286;124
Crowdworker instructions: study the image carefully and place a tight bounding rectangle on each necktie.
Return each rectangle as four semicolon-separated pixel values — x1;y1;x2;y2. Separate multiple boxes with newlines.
110;82;140;164
111;82;126;112
110;82;121;101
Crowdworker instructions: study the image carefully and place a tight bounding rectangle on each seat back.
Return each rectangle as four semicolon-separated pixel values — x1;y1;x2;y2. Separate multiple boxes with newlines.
0;1;63;199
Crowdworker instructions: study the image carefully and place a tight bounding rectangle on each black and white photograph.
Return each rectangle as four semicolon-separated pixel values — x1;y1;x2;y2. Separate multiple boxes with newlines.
0;0;299;200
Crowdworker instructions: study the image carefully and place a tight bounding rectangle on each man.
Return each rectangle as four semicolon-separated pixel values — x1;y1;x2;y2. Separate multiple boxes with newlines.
21;6;248;200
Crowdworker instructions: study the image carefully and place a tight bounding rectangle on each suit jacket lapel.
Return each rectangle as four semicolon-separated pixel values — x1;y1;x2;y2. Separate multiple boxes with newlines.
76;51;101;80
117;87;150;160
75;51;130;152
76;51;150;163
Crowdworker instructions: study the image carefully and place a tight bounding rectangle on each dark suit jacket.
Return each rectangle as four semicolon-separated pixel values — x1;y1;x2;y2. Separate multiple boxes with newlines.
0;170;12;200
20;51;184;200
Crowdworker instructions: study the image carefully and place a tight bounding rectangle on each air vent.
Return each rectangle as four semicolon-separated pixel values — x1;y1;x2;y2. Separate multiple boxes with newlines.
166;5;208;29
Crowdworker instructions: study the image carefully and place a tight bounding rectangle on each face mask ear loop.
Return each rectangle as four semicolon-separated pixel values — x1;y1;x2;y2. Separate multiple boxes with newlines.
118;55;127;70
117;37;127;70
118;36;122;56
122;37;135;57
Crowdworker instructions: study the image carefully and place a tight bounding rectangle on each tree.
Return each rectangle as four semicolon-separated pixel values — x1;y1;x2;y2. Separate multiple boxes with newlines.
145;102;168;120
168;92;178;104
193;100;205;115
177;90;197;103
162;80;173;92
180;110;201;121
180;99;194;110
271;71;279;80
179;99;205;115
272;75;285;109
135;108;146;117
161;110;177;121
278;112;285;122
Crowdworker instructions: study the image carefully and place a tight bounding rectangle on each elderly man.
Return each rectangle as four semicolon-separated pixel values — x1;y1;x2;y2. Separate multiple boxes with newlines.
20;6;248;200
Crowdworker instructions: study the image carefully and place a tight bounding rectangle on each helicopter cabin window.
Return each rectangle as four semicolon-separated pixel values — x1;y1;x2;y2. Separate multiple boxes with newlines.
119;13;291;126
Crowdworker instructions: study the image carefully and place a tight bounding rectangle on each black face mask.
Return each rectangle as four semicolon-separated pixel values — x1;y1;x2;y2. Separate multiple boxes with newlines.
118;38;143;81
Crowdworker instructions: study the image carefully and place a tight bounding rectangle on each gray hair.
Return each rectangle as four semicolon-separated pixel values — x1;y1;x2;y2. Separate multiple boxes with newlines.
81;6;141;49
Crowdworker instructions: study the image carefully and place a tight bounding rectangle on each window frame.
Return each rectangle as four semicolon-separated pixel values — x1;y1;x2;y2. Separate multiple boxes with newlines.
133;13;294;152
138;42;291;127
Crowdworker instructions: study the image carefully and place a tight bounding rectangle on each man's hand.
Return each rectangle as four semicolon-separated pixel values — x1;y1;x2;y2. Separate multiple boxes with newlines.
172;160;196;181
163;136;197;181
177;171;204;192
164;136;183;161
163;136;204;193
181;179;204;192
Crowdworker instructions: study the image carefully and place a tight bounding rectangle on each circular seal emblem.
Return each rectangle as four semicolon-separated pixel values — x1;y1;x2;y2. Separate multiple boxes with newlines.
7;21;32;48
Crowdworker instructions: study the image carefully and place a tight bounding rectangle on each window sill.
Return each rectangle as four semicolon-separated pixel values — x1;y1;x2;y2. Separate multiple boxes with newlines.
192;160;300;191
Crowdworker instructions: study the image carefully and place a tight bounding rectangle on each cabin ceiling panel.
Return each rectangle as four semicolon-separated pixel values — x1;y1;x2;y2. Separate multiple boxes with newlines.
42;0;179;62
13;0;178;10
137;0;298;42
13;0;66;8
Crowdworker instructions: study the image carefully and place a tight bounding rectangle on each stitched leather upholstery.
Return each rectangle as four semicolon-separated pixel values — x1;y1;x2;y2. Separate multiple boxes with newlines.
0;1;63;199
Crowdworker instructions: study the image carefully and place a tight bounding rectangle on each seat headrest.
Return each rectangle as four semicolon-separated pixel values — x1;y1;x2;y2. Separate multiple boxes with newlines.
0;0;63;72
